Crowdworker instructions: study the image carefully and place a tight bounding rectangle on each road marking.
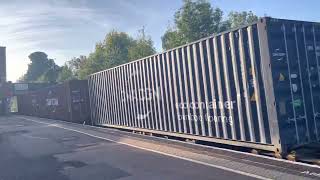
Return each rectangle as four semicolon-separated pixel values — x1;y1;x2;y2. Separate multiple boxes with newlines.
18;116;272;180
22;134;49;140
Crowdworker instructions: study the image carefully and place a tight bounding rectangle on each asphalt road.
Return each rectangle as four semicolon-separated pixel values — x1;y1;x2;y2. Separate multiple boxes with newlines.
0;115;257;180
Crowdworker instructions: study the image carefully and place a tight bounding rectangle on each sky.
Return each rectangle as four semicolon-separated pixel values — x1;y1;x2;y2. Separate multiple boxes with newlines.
1;0;319;82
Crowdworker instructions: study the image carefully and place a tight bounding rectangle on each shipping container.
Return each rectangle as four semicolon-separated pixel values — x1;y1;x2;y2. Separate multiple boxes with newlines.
88;17;320;154
13;83;55;95
17;80;91;124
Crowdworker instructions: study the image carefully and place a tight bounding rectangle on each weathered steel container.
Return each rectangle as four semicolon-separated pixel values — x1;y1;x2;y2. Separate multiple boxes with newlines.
88;17;320;154
17;80;91;124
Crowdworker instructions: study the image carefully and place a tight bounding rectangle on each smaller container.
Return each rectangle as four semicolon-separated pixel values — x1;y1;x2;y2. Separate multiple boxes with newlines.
17;80;91;124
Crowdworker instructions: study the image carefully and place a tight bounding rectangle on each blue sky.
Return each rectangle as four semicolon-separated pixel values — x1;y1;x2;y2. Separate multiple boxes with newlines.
1;0;319;82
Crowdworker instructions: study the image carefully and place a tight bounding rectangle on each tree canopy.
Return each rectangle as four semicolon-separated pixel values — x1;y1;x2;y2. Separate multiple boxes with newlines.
77;29;155;79
57;64;74;82
128;27;156;61
227;11;258;29
20;52;61;83
162;0;258;50
162;0;225;50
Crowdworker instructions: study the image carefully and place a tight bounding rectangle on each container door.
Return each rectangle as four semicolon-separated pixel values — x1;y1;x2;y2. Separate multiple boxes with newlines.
267;19;320;149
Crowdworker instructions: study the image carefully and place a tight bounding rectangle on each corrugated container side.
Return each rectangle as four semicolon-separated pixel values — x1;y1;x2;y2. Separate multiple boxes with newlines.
88;17;320;153
88;18;280;152
17;80;91;124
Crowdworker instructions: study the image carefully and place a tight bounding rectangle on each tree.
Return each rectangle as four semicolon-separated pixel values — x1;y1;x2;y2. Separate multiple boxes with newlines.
80;43;108;78
57;65;75;82
24;52;49;82
65;55;87;79
36;59;61;83
78;29;155;79
67;56;87;73
128;27;156;61
227;11;258;29
175;0;223;41
79;31;133;77
161;28;186;51
104;31;135;68
162;0;224;50
22;51;61;83
161;0;259;50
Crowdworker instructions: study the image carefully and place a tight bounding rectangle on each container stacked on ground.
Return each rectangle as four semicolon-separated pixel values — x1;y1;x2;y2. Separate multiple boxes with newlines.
17;80;91;124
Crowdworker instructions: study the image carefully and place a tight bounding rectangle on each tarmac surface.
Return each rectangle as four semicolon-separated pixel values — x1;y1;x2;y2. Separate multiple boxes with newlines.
0;115;319;180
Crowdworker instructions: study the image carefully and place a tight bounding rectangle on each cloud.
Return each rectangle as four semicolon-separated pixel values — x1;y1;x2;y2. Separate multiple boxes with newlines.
0;2;103;81
0;0;180;82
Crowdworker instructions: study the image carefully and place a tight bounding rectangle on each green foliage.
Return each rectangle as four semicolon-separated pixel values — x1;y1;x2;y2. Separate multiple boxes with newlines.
57;65;75;82
103;31;134;67
67;56;87;74
66;56;87;80
128;28;156;61
175;0;223;41
78;29;155;79
162;0;224;50
38;59;61;83
161;0;259;50
78;43;107;79
227;11;258;29
23;52;49;81
161;28;186;50
21;52;61;83
77;31;133;78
